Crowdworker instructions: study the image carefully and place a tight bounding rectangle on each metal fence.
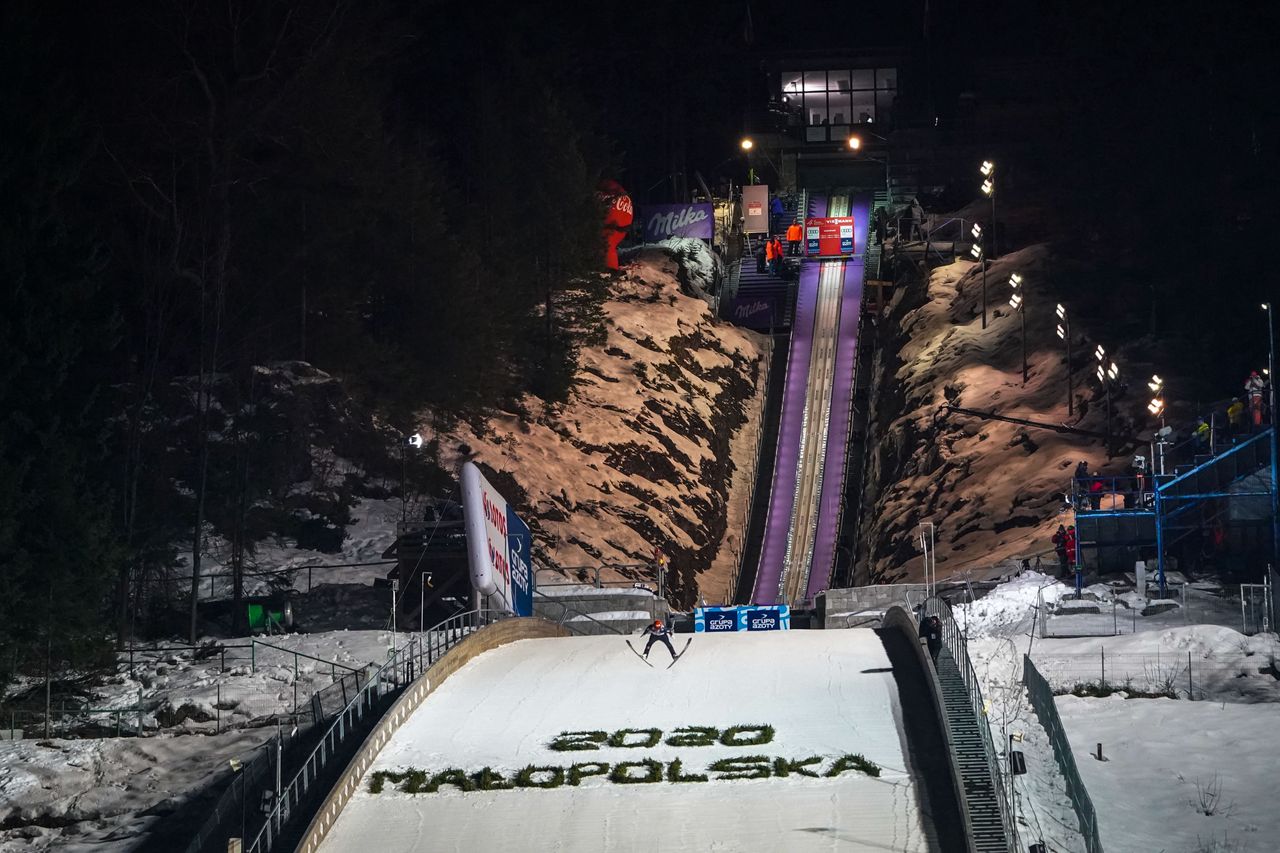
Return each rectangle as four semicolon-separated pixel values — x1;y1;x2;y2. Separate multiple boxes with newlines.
244;609;509;853
1025;643;1279;701
1023;656;1104;853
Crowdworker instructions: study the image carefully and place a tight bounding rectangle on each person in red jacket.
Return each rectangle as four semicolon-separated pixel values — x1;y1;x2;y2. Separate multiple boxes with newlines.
1063;525;1078;569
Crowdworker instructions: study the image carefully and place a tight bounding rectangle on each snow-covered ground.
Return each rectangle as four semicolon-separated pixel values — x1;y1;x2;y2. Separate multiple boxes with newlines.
318;631;940;853
956;571;1280;853
0;730;271;852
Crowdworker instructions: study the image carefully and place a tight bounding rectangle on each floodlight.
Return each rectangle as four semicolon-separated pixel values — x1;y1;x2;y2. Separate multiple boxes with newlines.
1010;272;1023;288
1263;302;1272;311
1096;366;1105;381
980;160;995;176
1095;345;1106;361
1108;362;1119;380
1009;294;1022;309
1056;323;1066;340
981;179;994;196
847;136;861;150
1148;399;1164;415
970;243;983;259
407;433;424;448
1055;303;1066;319
971;223;982;239
740;138;754;151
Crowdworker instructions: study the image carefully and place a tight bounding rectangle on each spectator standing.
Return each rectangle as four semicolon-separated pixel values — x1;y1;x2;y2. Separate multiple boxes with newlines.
1089;473;1105;510
918;614;942;663
755;240;767;274
910;197;926;240
1226;397;1245;440
763;236;776;275
770;236;785;276
1073;460;1090;509
1191;417;1210;453
786;220;803;256
1246;371;1265;428
1051;524;1070;576
1064;525;1078;570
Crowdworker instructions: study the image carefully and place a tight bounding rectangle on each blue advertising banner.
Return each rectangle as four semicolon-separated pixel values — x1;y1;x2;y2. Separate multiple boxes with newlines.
726;295;779;330
745;606;790;631
640;203;715;241
506;507;534;617
694;605;790;632
695;607;742;633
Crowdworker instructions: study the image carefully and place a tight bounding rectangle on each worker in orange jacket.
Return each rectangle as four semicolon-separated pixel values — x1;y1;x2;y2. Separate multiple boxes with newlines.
764;237;776;275
786;221;803;256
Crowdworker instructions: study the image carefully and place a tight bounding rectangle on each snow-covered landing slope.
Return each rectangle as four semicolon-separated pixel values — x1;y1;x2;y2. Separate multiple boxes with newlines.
319;631;938;853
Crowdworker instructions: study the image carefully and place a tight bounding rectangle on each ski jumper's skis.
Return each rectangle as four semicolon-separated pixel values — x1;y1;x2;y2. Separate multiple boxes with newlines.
666;638;693;669
625;639;654;667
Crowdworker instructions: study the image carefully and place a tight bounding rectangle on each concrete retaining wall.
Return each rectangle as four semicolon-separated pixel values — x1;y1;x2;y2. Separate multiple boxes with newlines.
880;605;975;852
295;618;570;853
819;584;927;627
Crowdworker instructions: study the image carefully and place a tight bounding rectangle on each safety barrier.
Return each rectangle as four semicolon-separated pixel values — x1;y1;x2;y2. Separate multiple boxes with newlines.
1023;656;1104;853
288;616;569;853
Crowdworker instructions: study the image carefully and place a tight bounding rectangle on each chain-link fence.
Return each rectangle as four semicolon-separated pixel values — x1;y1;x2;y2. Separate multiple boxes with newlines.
1023;656;1103;853
1028;641;1279;701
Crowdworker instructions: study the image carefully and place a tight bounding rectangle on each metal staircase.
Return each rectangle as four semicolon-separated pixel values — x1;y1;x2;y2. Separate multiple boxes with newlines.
915;595;1017;853
934;647;1013;852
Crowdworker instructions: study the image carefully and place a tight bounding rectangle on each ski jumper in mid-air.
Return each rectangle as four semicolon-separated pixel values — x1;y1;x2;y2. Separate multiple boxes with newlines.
638;619;676;659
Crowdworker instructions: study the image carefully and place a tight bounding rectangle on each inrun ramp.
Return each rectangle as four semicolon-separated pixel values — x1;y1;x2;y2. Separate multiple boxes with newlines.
753;192;871;605
317;632;939;853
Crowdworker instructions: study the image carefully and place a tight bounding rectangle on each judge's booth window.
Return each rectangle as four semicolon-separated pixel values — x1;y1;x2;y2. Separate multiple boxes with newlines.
781;68;898;140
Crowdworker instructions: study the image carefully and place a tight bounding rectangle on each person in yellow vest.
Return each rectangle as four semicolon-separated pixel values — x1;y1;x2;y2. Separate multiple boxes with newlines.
1226;397;1245;440
786;221;803;255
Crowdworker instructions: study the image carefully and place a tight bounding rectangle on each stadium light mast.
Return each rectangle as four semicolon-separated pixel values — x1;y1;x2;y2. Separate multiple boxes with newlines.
1009;273;1027;384
971;223;987;329
1264;302;1278;577
1056;303;1073;416
980;160;996;256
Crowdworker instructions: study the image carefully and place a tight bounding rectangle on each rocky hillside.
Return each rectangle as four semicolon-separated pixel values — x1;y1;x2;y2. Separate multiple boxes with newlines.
857;243;1154;583
428;244;768;608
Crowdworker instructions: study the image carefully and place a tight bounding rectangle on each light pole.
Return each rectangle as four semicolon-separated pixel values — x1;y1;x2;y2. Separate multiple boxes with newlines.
980;160;996;257
1009;273;1027;384
971;223;987;329
1148;375;1167;475
1264;302;1278;576
740;137;779;185
1056;303;1073;416
1095;346;1120;456
401;433;424;523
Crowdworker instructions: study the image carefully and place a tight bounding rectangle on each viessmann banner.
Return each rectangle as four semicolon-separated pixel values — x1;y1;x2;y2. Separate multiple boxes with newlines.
639;203;714;241
805;216;856;256
694;605;791;632
461;461;534;617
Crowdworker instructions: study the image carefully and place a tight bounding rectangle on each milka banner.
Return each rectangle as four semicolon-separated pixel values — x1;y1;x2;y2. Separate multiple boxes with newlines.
639;203;714;241
725;295;779;330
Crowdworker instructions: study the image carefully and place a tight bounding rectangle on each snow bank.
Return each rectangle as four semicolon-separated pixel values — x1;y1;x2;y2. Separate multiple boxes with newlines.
0;730;270;852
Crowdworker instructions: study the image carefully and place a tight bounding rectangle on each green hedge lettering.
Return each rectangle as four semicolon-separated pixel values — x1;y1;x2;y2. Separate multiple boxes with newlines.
610;759;663;784
548;730;608;752
708;755;771;780
607;728;662;748
719;725;775;747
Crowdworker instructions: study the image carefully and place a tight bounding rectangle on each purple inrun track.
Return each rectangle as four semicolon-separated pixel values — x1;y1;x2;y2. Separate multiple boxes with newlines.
806;194;870;596
752;194;827;604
